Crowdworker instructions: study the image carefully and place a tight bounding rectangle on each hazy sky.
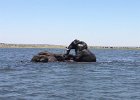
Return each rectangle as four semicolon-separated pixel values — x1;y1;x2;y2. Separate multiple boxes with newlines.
0;0;140;46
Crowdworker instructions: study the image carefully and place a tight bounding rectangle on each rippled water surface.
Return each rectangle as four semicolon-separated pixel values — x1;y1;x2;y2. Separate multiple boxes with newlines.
0;48;140;100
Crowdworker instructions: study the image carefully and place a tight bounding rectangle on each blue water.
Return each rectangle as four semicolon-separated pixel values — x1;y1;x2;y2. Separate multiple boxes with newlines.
0;48;140;100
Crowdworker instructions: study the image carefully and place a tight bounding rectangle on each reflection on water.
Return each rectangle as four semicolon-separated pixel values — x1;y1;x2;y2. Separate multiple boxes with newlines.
0;48;140;100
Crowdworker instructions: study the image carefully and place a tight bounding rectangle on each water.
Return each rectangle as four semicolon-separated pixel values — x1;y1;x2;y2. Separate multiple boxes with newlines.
0;48;140;100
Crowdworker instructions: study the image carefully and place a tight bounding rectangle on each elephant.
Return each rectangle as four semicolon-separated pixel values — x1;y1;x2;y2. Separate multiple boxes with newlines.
31;40;96;63
31;55;48;62
74;49;96;62
31;50;96;63
64;39;96;62
66;39;88;55
31;51;73;63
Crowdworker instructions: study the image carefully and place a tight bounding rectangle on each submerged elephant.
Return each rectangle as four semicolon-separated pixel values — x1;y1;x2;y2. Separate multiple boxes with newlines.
75;49;96;62
31;51;76;63
31;49;96;63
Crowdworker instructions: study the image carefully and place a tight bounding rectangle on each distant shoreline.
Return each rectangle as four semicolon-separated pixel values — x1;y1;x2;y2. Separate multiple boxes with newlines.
0;43;65;48
0;43;140;50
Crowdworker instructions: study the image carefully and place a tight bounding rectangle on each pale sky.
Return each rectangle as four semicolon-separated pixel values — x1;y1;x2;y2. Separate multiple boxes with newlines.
0;0;140;46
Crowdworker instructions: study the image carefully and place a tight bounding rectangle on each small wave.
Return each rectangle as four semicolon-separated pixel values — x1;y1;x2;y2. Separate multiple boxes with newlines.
0;66;16;72
98;58;135;63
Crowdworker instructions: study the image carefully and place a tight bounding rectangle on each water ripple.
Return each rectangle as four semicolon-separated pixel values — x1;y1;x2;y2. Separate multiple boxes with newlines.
0;48;140;100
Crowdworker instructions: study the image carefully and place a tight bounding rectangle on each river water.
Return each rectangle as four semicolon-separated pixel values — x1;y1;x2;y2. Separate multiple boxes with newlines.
0;48;140;100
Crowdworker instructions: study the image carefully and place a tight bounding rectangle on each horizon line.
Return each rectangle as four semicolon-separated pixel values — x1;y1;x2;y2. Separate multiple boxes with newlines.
0;42;140;48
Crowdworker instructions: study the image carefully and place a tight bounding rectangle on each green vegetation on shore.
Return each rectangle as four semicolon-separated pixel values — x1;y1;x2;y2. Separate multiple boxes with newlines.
0;43;140;50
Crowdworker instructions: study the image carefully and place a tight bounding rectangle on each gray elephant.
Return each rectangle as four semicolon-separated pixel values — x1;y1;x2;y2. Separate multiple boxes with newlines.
75;49;96;62
31;39;96;63
65;39;96;62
